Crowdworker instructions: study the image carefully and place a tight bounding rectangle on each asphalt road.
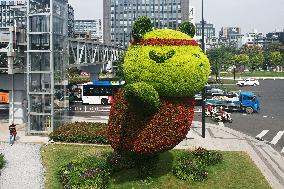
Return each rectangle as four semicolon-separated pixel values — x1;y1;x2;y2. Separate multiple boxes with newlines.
222;80;284;154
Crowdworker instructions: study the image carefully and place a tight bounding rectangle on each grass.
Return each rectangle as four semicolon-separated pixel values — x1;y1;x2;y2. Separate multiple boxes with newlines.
219;71;284;78
41;144;271;189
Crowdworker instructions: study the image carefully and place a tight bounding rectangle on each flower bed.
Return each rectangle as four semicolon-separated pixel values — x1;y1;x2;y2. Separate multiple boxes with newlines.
50;122;109;144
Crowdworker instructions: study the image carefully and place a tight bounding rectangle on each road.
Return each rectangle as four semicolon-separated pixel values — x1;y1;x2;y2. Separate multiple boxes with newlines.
222;80;284;155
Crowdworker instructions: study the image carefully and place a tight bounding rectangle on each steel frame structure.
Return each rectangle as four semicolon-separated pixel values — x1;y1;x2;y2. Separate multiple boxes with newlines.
26;0;68;135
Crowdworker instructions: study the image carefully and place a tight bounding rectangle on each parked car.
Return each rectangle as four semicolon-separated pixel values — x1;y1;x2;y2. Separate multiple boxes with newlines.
236;78;260;86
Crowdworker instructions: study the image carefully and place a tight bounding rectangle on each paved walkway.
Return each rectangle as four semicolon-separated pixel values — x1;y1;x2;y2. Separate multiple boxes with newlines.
1;119;284;189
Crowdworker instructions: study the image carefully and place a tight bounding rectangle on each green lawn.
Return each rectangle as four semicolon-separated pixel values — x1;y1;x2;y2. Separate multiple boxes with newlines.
41;144;271;189
219;71;284;78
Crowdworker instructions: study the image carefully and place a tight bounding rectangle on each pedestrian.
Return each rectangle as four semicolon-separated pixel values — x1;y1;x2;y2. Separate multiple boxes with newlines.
9;123;17;146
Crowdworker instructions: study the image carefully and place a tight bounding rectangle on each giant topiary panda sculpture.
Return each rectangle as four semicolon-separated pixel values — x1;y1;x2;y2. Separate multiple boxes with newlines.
108;17;210;155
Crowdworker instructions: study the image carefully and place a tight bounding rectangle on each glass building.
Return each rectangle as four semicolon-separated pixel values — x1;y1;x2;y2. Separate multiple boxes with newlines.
27;0;68;134
103;0;190;46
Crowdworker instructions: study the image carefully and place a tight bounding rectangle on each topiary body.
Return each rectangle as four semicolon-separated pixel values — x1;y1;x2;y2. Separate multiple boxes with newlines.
108;22;210;155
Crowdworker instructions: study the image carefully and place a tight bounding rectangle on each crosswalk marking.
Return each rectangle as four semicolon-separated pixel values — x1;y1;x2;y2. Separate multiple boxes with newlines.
256;130;269;139
270;131;284;145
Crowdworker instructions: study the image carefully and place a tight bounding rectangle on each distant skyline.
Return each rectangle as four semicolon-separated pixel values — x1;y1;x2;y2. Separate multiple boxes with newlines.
68;0;284;34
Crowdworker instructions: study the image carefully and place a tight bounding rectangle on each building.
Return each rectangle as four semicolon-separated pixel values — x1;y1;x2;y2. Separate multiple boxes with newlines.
195;20;215;39
74;19;103;42
0;0;27;28
266;30;284;44
219;27;244;47
103;0;191;46
68;4;74;37
26;0;69;134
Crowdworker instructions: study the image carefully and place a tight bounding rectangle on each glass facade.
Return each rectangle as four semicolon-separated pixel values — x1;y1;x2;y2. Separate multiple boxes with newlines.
106;0;188;46
27;0;68;134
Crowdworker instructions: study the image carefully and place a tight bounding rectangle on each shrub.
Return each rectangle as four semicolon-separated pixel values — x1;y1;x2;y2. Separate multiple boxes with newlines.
124;82;160;116
193;147;223;166
50;122;109;144
108;89;195;154
178;21;196;37
172;148;223;182
173;151;208;182
0;153;5;170
59;154;111;189
131;16;153;42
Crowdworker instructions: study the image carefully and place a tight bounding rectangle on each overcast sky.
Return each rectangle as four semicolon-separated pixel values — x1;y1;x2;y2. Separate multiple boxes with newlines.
68;0;284;34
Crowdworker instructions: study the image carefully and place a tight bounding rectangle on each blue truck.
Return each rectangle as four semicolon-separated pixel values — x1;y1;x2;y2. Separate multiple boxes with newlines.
206;92;260;114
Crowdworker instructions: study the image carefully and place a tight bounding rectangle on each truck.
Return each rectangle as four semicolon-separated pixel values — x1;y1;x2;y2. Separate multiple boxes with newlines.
206;92;260;114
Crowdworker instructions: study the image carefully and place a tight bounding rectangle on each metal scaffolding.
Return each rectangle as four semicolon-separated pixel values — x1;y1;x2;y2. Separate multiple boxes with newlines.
26;0;68;134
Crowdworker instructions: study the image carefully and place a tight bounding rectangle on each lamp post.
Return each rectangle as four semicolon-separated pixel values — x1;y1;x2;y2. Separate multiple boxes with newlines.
201;0;206;138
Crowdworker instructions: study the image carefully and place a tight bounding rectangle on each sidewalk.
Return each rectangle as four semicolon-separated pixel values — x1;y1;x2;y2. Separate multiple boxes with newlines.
176;121;284;189
0;120;48;144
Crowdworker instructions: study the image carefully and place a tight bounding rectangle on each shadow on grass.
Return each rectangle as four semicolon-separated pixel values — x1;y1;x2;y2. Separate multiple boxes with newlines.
111;151;174;184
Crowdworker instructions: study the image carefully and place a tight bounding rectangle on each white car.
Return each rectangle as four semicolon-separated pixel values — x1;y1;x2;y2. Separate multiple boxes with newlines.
237;78;260;86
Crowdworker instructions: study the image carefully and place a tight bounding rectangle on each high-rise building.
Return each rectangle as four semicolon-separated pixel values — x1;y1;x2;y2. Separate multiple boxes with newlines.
74;19;103;42
0;0;27;28
219;27;243;45
103;0;191;46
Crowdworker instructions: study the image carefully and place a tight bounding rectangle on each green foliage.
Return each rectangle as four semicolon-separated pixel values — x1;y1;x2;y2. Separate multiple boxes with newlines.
69;76;90;85
207;44;238;74
143;29;192;40
124;30;210;97
266;51;283;68
112;52;125;80
178;21;196;37
172;147;223;182
107;151;159;180
0;154;5;170
123;82;160;115
240;45;264;71
149;50;175;63
131;16;153;42
50;122;109;144
59;154;111;189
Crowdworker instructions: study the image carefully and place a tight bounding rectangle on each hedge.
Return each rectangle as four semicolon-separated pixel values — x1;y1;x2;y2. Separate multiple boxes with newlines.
50;122;109;144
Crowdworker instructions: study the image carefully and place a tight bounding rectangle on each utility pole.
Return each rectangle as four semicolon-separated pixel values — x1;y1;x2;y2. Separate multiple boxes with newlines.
201;0;206;138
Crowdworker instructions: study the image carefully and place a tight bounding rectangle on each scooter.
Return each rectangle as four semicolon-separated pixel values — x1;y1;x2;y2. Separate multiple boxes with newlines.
212;110;233;123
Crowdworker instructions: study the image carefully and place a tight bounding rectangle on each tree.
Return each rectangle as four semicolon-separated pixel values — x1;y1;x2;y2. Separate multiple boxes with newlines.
177;21;195;37
240;45;264;71
266;51;283;71
233;54;250;71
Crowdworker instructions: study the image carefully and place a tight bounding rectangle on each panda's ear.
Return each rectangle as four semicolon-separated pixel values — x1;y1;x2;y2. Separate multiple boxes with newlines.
177;21;196;37
131;16;153;42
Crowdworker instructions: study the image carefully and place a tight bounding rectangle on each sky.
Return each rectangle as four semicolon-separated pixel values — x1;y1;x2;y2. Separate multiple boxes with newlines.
68;0;284;34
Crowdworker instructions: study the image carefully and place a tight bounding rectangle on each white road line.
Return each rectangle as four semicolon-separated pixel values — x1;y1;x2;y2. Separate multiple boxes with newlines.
270;131;284;145
256;130;269;139
281;147;284;154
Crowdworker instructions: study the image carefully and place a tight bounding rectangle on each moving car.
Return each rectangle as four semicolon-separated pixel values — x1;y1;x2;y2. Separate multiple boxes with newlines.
236;78;259;86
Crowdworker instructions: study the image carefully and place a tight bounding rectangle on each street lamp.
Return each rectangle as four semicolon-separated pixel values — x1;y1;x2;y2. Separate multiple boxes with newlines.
201;0;206;138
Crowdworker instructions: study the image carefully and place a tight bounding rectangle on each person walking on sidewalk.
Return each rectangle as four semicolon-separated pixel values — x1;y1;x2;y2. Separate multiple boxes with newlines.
9;123;17;146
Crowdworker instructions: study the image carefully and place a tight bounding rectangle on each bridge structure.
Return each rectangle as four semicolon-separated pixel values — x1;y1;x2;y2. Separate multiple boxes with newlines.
0;26;125;134
68;38;125;80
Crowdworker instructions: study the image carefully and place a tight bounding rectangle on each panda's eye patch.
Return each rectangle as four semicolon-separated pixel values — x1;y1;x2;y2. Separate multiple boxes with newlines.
193;54;201;58
149;50;175;63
